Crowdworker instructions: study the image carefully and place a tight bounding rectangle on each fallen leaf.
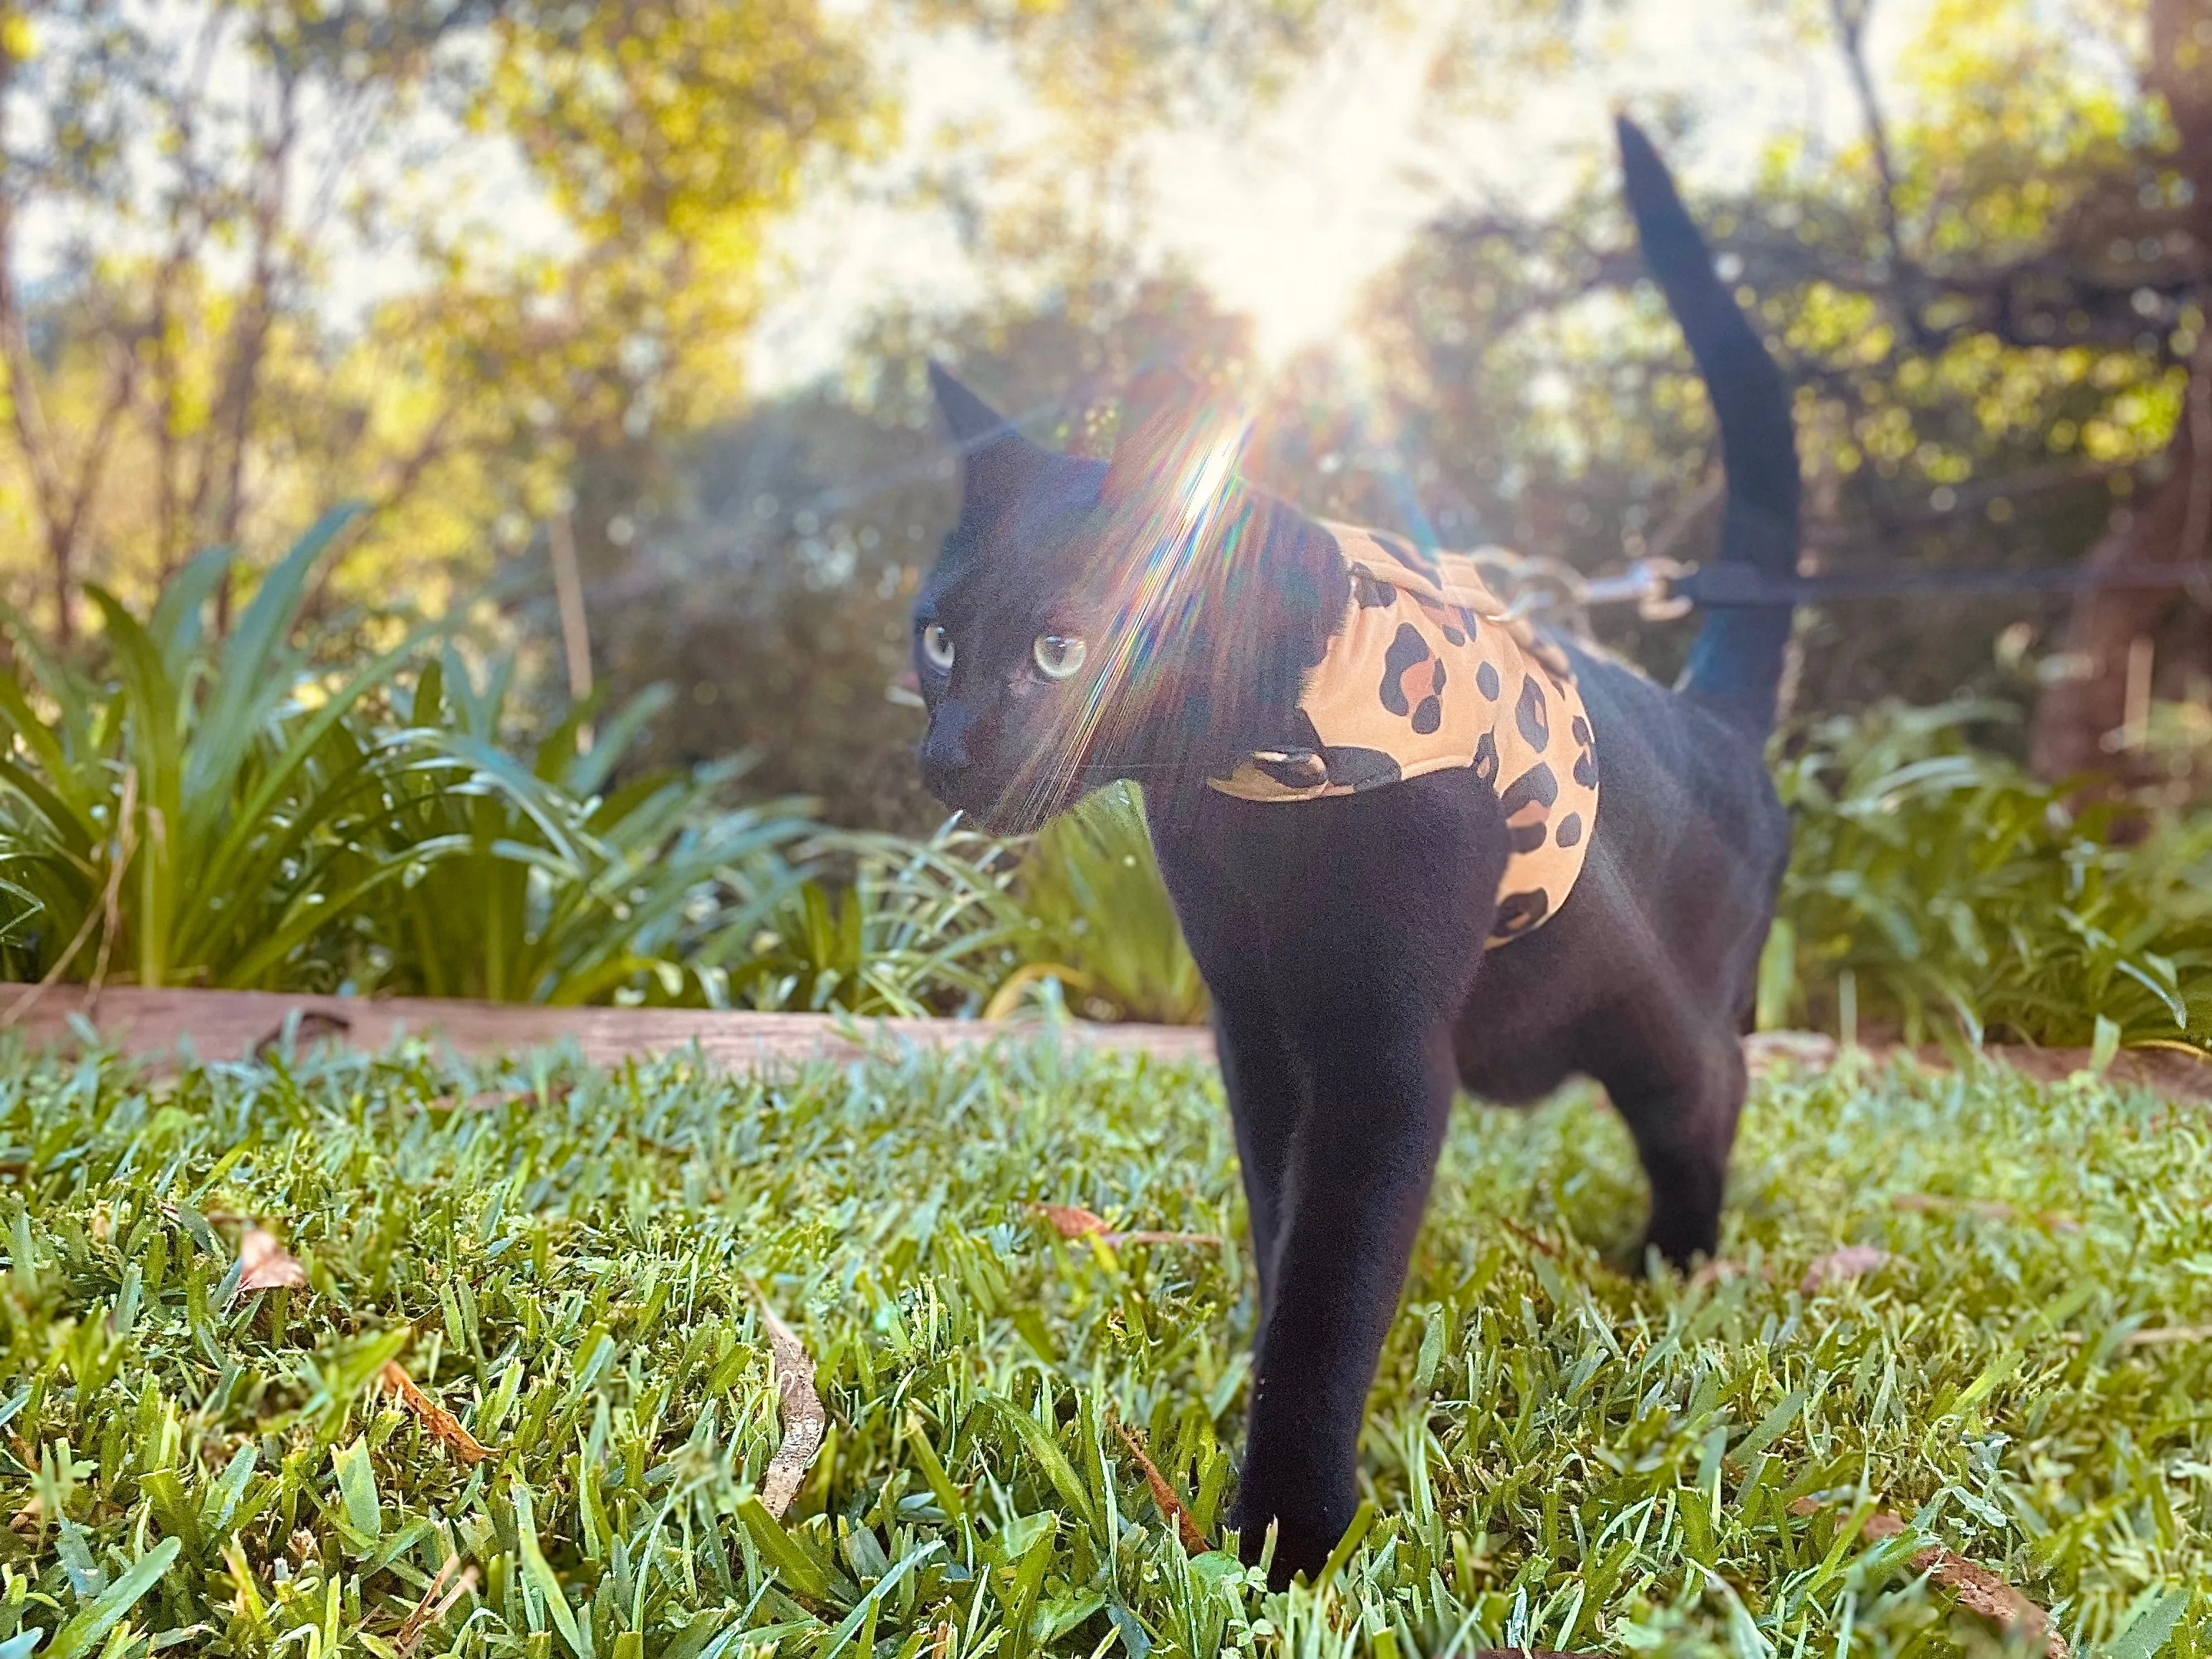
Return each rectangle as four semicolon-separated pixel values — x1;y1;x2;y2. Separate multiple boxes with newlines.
1800;1245;1893;1294
1110;1415;1206;1554
755;1289;827;1520
1031;1203;1221;1249
1862;1514;2067;1658
2121;1325;2212;1346
378;1362;493;1465
9;1494;40;1534
236;1227;308;1295
395;1558;478;1655
1034;1203;1112;1239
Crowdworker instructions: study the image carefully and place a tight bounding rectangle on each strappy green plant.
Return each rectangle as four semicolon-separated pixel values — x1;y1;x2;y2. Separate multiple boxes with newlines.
717;822;1029;1015
0;511;452;990
373;648;819;1006
998;782;1207;1026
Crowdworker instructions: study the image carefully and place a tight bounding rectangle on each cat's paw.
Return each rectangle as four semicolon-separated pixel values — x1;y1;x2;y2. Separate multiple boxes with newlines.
1228;1492;1348;1588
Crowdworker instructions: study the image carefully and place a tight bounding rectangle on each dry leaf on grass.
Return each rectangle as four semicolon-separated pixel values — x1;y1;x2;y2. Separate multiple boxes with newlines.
1035;1203;1112;1238
1863;1514;2067;1658
755;1290;827;1519
1496;1216;1566;1259
1030;1203;1221;1249
1891;1193;2081;1233
1109;1415;1207;1554
395;1557;478;1655
235;1227;308;1296
2062;1324;2212;1347
1799;1245;1894;1294
378;1362;494;1465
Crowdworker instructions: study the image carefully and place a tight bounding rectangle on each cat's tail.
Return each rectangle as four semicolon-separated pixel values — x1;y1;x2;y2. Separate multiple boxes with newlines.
1617;115;1802;734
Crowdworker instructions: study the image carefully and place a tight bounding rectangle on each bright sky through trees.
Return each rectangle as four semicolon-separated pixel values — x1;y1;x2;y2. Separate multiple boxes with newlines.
748;0;1933;383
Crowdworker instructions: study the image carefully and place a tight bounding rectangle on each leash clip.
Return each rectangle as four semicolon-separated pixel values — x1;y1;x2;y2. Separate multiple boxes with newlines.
1607;557;1692;620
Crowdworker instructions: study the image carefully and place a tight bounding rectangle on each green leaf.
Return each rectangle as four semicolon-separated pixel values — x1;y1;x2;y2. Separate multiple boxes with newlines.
45;1536;181;1659
2105;1588;2191;1659
736;1494;830;1600
971;1395;1102;1537
519;1527;592;1658
332;1436;383;1543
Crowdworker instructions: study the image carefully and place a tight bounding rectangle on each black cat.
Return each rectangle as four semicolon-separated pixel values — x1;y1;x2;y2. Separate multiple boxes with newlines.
910;118;1799;1579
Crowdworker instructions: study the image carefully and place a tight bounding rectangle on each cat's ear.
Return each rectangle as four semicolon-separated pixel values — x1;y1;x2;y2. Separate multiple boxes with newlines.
1102;365;1244;508
929;361;1014;446
930;361;1052;515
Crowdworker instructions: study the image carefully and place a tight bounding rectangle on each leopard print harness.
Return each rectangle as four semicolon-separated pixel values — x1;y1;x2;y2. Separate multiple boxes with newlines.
1208;523;1600;947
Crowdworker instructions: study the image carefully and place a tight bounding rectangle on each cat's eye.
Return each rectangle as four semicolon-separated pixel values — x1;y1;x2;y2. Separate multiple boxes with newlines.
1033;633;1087;681
921;623;956;673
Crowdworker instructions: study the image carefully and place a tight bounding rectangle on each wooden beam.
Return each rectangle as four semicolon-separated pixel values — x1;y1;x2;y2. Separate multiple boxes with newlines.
0;985;1218;1071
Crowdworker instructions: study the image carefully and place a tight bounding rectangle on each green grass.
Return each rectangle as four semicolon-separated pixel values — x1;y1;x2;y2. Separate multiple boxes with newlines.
1;1039;2209;1658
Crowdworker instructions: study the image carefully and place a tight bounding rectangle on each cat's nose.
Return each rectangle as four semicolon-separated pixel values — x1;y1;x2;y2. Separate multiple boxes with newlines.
920;706;977;796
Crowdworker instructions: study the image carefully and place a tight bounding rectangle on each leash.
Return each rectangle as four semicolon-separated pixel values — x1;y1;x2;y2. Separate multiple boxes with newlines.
1567;554;2212;620
1476;500;2212;622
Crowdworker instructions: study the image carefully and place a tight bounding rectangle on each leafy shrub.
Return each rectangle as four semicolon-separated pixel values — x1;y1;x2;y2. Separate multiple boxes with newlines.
0;531;1044;1012
1765;699;2212;1054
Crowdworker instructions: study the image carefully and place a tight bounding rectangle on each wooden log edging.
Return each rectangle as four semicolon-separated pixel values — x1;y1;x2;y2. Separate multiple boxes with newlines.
1;985;2208;1101
0;984;1217;1071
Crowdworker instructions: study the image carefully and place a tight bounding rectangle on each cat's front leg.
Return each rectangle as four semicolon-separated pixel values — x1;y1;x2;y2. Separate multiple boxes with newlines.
1227;1016;1461;1582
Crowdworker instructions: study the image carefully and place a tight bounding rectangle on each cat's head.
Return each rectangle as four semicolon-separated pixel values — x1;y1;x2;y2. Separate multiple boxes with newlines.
912;363;1333;834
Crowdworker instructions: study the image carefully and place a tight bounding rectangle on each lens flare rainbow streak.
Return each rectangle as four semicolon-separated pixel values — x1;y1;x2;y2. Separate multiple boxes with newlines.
1000;415;1252;827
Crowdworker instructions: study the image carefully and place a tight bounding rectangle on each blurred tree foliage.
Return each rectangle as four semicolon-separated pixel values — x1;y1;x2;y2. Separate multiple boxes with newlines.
0;0;882;639
582;278;1255;831
1356;0;2211;776
7;0;2209;832
0;0;1347;645
595;0;2212;828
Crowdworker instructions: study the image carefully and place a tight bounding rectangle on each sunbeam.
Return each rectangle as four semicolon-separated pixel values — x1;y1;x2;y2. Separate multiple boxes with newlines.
997;410;1254;828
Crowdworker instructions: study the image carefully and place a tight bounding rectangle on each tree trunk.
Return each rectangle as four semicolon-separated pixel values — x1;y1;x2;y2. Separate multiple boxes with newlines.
2029;0;2212;784
2028;380;2208;782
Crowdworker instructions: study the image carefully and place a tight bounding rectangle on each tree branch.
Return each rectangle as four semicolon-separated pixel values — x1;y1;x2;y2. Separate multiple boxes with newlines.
1829;0;1916;297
